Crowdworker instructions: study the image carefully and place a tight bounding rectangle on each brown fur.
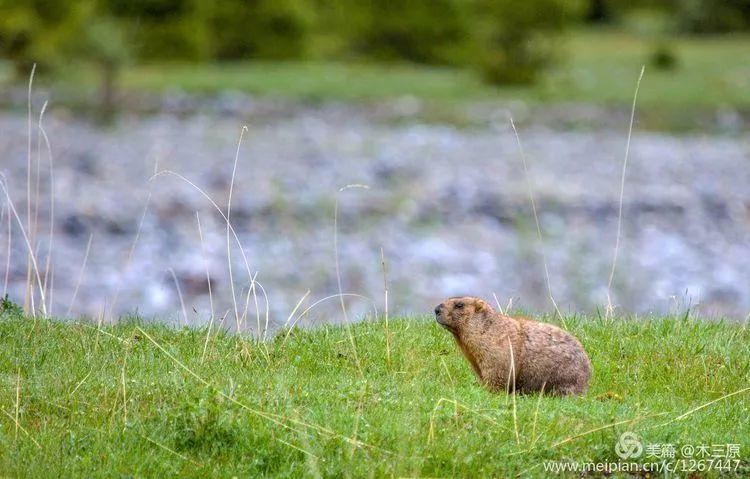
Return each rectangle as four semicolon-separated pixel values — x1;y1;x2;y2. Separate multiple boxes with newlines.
434;296;591;396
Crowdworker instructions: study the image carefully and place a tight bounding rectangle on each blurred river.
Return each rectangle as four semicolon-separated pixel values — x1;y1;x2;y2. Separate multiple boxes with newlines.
2;101;749;328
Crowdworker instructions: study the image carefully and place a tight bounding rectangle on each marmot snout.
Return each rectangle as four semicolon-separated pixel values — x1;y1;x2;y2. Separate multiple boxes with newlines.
435;296;591;396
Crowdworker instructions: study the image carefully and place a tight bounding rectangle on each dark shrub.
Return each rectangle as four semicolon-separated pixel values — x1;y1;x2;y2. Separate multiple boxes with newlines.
675;0;750;33
650;41;678;70
473;0;574;85
0;0;85;74
105;0;209;60
590;0;750;33
208;0;312;60
0;295;23;316
346;0;471;64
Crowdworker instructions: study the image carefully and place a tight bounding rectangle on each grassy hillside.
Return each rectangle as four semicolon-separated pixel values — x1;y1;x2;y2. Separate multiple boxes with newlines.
0;309;748;477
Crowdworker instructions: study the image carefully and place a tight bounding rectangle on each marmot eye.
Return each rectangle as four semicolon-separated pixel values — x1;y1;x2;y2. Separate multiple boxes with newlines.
455;302;465;309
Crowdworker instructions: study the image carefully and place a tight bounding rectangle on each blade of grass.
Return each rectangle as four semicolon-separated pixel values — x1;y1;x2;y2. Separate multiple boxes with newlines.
139;433;202;467
606;66;645;319
1;408;41;449
14;368;20;440
168;268;188;327
380;247;391;366
24;64;36;314
38;101;54;316
136;326;390;455
2;202;9;298
506;337;520;445
149;170;256;320
0;178;47;315
196;212;214;325
226;125;248;333
509;118;563;324
284;293;378;343
66;234;93;317
334;184;370;377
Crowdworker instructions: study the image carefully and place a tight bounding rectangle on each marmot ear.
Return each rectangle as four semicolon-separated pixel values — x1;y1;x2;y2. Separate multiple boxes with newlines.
475;300;486;312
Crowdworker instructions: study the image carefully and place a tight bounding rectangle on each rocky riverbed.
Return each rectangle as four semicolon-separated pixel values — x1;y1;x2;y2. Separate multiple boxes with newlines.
2;99;749;329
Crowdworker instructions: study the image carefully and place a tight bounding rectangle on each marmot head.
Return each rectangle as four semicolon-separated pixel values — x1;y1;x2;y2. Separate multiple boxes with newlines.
434;296;492;333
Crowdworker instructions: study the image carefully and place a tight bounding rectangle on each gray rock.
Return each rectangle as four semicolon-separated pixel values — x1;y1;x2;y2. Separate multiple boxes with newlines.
1;104;748;330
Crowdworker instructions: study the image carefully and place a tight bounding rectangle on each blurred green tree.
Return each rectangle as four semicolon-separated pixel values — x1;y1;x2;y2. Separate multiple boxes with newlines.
676;0;750;33
345;0;471;64
0;0;88;74
586;0;750;32
106;0;210;60
78;15;131;118
473;0;579;85
0;1;130;116
208;0;312;60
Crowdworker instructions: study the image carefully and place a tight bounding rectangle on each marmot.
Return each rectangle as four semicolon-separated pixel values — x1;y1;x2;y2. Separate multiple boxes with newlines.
434;296;591;396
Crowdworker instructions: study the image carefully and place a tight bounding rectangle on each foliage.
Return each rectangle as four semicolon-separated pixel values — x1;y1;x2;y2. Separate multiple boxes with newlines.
675;0;750;34
0;314;748;476
113;31;750;107
650;41;678;69
207;0;312;60
336;0;581;83
587;0;750;33
105;0;315;61
0;0;94;74
80;16;129;67
344;0;471;65
472;0;576;84
106;0;210;60
0;295;22;316
0;0;584;86
2;0;749;88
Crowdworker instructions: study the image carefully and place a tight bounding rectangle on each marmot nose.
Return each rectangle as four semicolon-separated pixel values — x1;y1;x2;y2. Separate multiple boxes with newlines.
434;304;443;316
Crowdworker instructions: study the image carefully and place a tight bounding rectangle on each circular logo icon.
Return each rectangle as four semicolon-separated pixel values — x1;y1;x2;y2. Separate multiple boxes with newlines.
615;431;643;459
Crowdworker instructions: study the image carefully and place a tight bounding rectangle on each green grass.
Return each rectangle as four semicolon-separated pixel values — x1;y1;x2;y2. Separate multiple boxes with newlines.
114;30;750;111
1;309;748;477
4;29;748;130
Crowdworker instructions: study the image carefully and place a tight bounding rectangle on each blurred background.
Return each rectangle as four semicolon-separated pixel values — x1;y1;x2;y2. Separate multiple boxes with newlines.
0;0;748;327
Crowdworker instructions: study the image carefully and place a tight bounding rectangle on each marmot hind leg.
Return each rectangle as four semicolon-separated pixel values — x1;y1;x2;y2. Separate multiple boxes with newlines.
549;383;586;396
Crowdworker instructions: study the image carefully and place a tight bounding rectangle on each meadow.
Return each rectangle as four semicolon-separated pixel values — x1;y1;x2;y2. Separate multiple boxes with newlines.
3;29;749;131
119;30;750;109
1;303;748;477
1;25;749;479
